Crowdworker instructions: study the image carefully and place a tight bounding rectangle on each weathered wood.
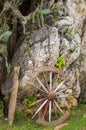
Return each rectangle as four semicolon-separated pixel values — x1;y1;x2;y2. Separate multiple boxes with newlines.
8;66;20;126
36;111;69;126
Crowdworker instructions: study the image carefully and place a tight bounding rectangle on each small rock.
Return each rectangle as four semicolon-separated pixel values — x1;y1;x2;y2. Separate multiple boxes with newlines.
65;89;73;95
67;96;78;108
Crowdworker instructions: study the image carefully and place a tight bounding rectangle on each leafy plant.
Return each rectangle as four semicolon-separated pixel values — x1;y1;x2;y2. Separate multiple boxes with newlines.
24;45;30;52
58;77;63;83
55;5;62;11
12;0;24;6
53;12;61;20
66;28;73;39
79;54;84;61
42;9;51;15
26;97;37;107
0;101;4;109
7;65;12;76
0;31;12;43
53;5;62;20
24;34;30;40
15;110;23;118
55;56;65;69
0;45;7;56
69;48;75;53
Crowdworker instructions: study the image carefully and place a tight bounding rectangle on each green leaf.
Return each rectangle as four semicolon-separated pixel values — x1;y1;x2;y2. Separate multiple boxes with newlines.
55;56;65;69
26;97;37;107
55;5;62;11
42;9;51;15
0;31;12;42
24;45;30;52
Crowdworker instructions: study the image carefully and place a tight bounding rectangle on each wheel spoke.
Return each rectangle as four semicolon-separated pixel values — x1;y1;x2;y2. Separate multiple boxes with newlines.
53;74;59;90
35;86;47;93
57;95;69;98
53;102;58;118
29;98;46;107
54;100;64;114
32;99;48;119
27;81;47;93
43;72;48;89
42;100;50;119
56;86;72;94
50;72;52;90
49;101;52;122
36;77;48;93
54;80;65;92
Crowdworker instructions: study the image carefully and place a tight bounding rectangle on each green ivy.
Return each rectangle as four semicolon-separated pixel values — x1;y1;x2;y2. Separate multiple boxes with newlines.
55;56;65;69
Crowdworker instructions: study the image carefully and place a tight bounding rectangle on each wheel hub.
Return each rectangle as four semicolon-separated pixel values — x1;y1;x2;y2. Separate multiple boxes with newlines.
47;91;56;100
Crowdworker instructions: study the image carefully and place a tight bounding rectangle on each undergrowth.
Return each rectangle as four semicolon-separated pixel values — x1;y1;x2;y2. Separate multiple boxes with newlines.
0;104;86;130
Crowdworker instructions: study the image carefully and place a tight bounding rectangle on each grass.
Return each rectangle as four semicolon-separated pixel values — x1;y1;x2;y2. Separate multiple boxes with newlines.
61;104;86;130
0;104;86;130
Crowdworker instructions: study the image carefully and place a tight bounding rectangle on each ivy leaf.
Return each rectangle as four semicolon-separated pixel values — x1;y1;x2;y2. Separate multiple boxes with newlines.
42;9;51;15
0;31;12;43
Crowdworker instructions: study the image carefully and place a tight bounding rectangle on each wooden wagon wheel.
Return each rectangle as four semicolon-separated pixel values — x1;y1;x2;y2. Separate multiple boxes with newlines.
30;66;69;126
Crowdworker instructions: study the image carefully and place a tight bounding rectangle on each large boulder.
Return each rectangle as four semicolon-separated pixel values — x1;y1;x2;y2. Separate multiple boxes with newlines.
2;0;86;108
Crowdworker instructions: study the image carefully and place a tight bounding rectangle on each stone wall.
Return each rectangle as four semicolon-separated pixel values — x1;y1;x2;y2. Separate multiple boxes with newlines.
2;0;86;107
